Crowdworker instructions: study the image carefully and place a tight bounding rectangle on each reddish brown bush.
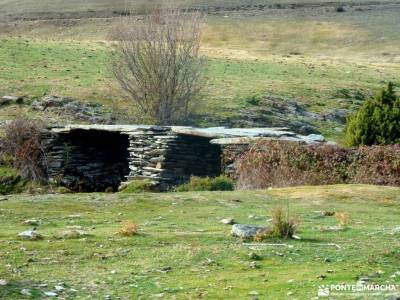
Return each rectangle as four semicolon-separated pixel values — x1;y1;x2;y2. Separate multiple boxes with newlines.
1;117;47;181
236;140;400;189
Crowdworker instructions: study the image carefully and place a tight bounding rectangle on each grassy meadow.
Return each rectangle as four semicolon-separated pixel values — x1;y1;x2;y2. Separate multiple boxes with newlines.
0;185;400;299
0;0;400;140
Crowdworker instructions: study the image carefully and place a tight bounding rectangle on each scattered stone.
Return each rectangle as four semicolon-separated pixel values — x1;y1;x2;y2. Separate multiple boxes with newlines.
44;291;58;297
324;257;332;263
203;258;216;266
20;289;31;296
31;95;114;124
153;293;165;298
231;224;267;239
57;229;90;239
67;214;81;219
1;95;22;105
317;274;327;280
23;219;41;226
357;277;369;285
248;290;259;296
0;279;8;286
105;295;112;300
18;230;42;241
159;266;172;273
55;285;65;291
321;211;335;217
220;218;235;225
249;261;259;269
248;252;261;260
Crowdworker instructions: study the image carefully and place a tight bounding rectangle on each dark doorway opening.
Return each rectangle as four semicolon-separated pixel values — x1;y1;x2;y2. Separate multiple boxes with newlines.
49;129;130;192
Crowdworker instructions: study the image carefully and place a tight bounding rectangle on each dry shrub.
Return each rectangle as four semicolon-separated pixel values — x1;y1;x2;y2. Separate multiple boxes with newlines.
119;220;139;236
253;229;269;242
270;207;299;239
236;140;400;189
335;212;350;227
253;207;299;241
1;117;47;181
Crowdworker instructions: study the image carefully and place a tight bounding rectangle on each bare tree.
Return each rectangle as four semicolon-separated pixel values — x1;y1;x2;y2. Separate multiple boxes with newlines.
110;8;204;125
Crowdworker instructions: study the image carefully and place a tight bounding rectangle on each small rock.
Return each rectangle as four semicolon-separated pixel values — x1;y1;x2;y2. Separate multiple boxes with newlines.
203;258;216;266
248;252;261;260
159;266;172;273
1;95;22;105
105;295;112;300
231;224;267;239
44;291;58;297
57;229;89;239
248;290;259;296
23;219;40;226
18;230;42;241
0;279;8;286
317;274;327;279
220;218;235;225
249;261;259;269
154;293;165;298
20;289;31;296
55;285;65;291
324;257;332;263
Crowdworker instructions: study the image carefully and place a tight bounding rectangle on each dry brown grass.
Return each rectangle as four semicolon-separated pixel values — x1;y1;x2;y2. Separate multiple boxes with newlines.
118;220;139;236
335;212;350;227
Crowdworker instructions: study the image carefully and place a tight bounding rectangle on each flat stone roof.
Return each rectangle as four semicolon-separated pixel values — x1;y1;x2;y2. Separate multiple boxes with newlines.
49;125;325;144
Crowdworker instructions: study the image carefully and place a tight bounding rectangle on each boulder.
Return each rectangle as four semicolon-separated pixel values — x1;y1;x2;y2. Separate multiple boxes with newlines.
231;224;267;239
0;95;22;105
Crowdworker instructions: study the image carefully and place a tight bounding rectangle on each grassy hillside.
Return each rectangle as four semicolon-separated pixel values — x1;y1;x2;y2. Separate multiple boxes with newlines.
0;185;399;299
0;0;399;141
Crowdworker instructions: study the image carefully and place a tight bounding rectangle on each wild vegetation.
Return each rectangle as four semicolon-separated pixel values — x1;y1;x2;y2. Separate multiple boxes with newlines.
345;82;400;146
1;185;399;299
0;0;399;140
236;140;400;188
110;9;204;124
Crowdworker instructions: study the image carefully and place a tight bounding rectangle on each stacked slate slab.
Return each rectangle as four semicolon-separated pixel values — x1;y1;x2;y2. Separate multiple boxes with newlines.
43;125;325;192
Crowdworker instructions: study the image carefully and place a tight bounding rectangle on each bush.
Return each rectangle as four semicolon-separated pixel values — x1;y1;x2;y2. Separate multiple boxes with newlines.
345;82;400;146
269;207;299;239
119;220;139;236
254;206;299;241
0;166;26;195
1;117;46;181
236;140;400;189
118;179;156;193
175;175;234;192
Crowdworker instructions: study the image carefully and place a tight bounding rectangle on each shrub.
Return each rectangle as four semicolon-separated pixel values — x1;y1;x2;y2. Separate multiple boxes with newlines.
345;82;400;146
210;175;235;191
175;175;234;192
119;221;139;236
236;140;400;189
253;206;299;241
269;207;299;239
118;179;156;193
0;166;26;195
1;117;46;181
335;212;350;228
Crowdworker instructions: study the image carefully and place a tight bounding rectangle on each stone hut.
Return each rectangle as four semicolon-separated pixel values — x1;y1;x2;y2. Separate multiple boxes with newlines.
42;125;324;191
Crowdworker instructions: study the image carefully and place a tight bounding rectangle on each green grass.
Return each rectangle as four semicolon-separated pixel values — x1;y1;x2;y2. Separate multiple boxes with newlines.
0;185;399;299
0;1;400;141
